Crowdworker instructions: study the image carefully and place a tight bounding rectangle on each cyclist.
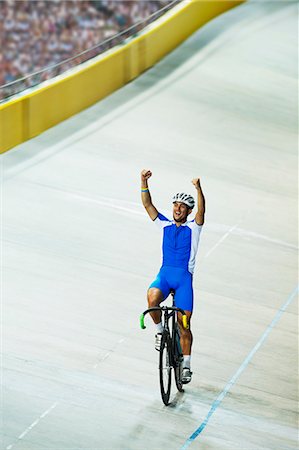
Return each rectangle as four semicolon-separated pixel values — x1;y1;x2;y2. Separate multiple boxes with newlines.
141;169;205;384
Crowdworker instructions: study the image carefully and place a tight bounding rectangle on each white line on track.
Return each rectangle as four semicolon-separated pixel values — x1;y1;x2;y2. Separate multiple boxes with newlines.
6;402;58;450
203;222;240;259
71;193;145;217
233;228;297;251
66;193;297;251
19;184;297;252
93;338;125;369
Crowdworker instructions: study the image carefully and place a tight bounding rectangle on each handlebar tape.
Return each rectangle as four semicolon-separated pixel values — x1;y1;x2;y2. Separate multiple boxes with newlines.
182;315;189;330
140;314;146;330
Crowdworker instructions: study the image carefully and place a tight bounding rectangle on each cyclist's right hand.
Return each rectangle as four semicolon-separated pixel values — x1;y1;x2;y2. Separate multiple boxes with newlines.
141;169;152;182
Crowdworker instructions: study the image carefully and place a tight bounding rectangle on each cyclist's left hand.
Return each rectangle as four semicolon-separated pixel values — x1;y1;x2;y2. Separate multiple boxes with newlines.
192;178;201;189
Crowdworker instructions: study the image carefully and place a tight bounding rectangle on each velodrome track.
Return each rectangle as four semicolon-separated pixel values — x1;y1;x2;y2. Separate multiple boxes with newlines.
2;2;298;450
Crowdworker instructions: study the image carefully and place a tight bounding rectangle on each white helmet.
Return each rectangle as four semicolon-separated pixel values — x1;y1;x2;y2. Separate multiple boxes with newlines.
172;192;195;209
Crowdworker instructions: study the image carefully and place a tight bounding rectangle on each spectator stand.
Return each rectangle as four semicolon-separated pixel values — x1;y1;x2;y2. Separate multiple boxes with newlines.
1;0;179;102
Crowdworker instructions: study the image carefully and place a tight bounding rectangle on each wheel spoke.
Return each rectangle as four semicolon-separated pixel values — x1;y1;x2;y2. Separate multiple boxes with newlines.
173;326;184;392
159;333;172;405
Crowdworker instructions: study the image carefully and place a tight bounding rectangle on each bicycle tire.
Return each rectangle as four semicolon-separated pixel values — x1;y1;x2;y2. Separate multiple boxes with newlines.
159;332;172;405
173;324;184;392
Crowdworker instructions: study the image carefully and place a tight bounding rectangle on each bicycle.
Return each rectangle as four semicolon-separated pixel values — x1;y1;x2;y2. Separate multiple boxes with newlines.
140;292;188;406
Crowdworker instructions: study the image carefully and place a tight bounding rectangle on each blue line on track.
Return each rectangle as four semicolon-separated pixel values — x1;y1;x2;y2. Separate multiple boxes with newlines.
180;284;299;450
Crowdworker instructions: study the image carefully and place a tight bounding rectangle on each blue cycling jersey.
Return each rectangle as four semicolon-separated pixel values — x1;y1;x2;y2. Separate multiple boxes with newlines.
154;212;202;274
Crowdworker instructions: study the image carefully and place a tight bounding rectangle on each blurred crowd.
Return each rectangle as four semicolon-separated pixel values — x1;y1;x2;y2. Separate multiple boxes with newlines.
1;0;175;99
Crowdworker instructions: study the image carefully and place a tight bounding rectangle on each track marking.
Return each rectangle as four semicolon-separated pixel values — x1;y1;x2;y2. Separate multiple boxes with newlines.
180;284;299;449
233;228;298;251
93;338;125;369
15;183;298;252
71;193;145;217
204;222;240;259
6;402;58;450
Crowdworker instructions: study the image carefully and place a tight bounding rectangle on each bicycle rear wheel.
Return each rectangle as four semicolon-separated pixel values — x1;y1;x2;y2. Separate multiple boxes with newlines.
173;324;184;392
159;332;172;405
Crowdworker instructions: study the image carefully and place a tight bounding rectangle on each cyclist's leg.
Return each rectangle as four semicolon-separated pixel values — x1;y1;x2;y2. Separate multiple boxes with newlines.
147;288;164;324
148;270;171;351
173;271;194;357
177;310;193;355
148;268;170;324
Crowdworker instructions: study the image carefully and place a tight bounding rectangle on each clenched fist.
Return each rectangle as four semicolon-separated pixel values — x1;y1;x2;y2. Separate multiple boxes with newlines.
192;178;201;190
141;169;152;182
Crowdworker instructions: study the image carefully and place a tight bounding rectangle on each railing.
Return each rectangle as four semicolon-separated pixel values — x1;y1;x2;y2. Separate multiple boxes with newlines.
0;0;181;103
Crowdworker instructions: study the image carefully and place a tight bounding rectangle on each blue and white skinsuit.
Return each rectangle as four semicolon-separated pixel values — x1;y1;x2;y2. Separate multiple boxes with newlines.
149;212;202;312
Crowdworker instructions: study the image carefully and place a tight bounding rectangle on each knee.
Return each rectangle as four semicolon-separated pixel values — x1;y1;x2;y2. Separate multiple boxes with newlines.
148;297;157;308
180;326;191;338
147;288;163;308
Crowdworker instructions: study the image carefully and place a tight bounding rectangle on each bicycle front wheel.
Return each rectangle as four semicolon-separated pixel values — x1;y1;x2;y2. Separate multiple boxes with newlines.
159;332;172;405
173;326;184;392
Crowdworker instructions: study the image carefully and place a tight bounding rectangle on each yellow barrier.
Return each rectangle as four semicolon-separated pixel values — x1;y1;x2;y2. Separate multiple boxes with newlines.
0;0;243;153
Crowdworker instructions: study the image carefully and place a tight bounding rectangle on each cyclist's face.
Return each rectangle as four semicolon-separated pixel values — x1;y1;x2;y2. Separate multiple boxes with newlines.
173;202;191;223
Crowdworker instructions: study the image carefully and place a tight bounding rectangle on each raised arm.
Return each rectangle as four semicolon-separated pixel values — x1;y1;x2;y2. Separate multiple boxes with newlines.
141;169;158;221
192;178;205;225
